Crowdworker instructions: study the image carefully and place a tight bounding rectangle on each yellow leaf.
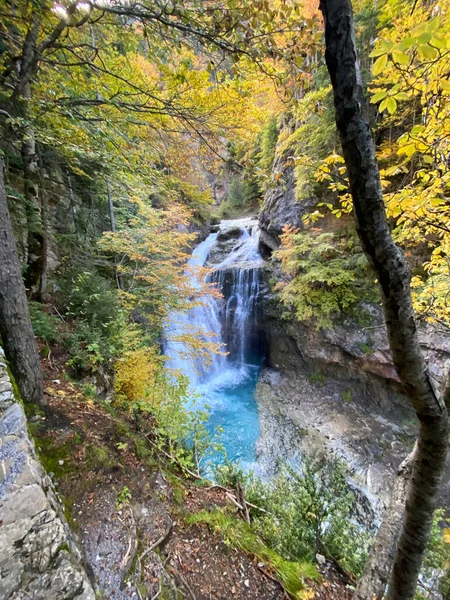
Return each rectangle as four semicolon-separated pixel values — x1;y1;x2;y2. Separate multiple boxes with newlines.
373;54;388;76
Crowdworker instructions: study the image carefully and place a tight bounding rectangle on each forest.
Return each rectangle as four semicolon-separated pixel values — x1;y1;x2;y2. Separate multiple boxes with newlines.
0;0;450;599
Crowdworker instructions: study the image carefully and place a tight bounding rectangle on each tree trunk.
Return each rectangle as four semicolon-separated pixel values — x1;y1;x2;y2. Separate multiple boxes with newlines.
0;156;43;404
106;176;116;232
319;1;449;599
353;446;416;600
37;149;48;302
21;84;43;292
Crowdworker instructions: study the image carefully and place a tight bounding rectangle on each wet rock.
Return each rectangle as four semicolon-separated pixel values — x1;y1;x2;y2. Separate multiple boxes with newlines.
0;362;95;600
217;226;243;242
208;237;244;265
316;554;327;566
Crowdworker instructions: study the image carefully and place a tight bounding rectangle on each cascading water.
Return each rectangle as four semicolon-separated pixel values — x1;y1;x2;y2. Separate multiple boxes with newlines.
165;217;265;468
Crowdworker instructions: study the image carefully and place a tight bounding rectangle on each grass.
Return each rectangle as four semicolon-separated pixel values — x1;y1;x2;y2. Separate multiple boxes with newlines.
186;509;318;598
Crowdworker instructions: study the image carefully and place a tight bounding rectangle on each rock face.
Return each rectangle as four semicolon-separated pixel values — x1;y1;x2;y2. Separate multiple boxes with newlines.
258;153;316;253
256;280;450;510
0;354;95;600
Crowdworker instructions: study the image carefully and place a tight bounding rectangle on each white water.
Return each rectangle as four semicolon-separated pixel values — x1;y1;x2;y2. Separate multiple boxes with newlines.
165;217;264;468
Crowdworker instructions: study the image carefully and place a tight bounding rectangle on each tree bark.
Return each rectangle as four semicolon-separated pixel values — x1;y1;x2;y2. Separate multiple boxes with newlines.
106;176;116;233
319;1;449;599
21;83;43;292
37;149;48;302
353;446;416;600
0;156;43;404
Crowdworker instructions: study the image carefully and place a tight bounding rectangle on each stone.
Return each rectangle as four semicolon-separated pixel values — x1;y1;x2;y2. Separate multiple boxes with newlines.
259;151;317;253
0;366;95;600
257;269;450;511
316;553;327;566
216;226;242;242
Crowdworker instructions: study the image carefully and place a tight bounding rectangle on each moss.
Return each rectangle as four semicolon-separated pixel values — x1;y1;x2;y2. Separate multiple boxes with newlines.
342;388;353;403
6;363;23;404
34;434;76;478
63;495;80;533
85;443;116;470
308;373;326;387
359;342;374;355
57;542;72;554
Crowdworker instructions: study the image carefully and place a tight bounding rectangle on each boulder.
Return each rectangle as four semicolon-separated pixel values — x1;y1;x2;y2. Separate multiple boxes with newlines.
216;226;242;242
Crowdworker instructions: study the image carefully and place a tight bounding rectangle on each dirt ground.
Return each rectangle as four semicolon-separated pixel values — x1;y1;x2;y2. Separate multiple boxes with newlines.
28;351;354;600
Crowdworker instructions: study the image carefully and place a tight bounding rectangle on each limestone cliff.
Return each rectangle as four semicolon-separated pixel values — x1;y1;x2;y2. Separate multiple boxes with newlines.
255;271;450;510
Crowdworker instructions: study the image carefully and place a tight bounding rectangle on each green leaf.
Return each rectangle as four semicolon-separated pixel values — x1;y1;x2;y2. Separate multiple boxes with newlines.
392;51;410;66
386;97;398;114
427;17;441;32
373;54;388;76
431;34;446;50
418;32;432;44
418;44;438;60
369;47;386;58
399;37;415;51
393;92;410;102
371;90;387;103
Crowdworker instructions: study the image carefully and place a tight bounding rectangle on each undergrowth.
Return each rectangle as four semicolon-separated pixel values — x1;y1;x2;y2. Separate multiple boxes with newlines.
187;509;318;599
215;457;373;578
274;229;377;329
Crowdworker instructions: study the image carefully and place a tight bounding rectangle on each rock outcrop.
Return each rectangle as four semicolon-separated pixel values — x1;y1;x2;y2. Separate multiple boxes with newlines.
258;153;316;254
256;278;450;510
0;353;95;600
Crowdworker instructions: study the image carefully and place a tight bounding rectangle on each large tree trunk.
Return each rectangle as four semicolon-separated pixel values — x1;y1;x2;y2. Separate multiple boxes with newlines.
319;1;449;599
0;156;43;404
353;446;416;600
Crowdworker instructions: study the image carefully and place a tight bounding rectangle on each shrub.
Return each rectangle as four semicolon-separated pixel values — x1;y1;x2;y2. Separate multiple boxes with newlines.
275;229;376;329
114;347;159;404
64;273;127;372
215;456;373;578
29;301;60;343
420;510;450;597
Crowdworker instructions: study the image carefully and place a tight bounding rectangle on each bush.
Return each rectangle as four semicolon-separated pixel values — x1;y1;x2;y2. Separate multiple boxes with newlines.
29;301;60;343
420;510;450;598
64;272;127;372
275;229;376;329
114;347;159;404
215;456;373;578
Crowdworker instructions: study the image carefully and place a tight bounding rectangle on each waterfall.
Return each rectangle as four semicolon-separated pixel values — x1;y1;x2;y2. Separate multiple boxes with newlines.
165;217;264;386
164;217;264;466
164;232;226;387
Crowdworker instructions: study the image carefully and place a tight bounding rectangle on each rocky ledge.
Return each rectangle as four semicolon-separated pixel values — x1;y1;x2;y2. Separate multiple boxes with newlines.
256;287;450;513
0;353;95;600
